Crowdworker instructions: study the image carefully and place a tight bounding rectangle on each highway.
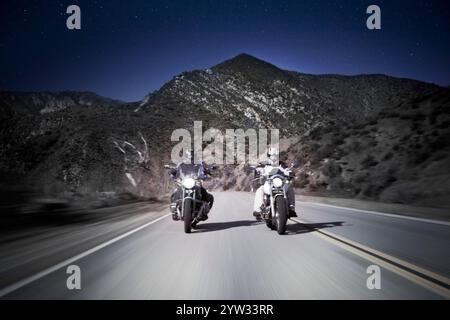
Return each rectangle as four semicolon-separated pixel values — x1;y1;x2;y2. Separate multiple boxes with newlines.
1;192;449;299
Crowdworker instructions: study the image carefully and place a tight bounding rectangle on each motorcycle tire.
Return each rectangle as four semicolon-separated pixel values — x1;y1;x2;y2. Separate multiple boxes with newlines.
275;197;288;235
266;220;276;230
184;200;192;234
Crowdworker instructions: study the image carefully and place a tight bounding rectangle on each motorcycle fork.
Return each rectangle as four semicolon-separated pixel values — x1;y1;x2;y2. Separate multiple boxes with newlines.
181;188;196;220
271;188;287;219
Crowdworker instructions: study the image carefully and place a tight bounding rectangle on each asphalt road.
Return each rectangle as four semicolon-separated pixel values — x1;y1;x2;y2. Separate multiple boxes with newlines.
2;192;449;299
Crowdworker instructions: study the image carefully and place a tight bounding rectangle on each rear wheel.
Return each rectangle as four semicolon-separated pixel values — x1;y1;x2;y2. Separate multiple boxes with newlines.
275;196;288;235
183;200;192;233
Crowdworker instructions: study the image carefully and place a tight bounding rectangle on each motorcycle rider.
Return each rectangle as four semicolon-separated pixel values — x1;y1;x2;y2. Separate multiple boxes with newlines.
168;152;214;221
252;149;297;219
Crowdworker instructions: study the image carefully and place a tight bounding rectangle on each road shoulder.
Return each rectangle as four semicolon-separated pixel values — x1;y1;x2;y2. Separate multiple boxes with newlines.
296;194;450;223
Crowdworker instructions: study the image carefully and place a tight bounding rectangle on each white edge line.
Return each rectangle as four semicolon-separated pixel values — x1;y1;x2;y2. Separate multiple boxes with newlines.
298;201;450;226
0;213;171;298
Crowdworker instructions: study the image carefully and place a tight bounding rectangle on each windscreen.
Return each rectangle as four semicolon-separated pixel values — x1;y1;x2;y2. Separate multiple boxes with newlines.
177;163;202;179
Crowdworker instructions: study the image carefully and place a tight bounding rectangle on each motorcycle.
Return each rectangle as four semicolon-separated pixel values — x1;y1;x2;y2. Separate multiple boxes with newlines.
254;165;294;235
165;163;212;233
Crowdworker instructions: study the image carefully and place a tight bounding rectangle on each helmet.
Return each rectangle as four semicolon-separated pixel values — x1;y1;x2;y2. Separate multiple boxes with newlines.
182;150;193;164
267;147;279;165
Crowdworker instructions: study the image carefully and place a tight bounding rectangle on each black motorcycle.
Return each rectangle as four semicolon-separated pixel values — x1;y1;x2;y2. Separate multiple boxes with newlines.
165;163;212;233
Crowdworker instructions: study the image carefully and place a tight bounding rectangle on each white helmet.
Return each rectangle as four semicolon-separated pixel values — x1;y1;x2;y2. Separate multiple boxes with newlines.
182;150;193;164
267;147;279;165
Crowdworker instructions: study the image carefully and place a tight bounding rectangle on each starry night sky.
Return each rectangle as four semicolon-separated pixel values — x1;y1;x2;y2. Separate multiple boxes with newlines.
1;0;449;101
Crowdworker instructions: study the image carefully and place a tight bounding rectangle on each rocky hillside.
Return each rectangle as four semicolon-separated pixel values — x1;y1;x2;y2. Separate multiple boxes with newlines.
284;88;450;208
138;54;438;134
0;54;448;208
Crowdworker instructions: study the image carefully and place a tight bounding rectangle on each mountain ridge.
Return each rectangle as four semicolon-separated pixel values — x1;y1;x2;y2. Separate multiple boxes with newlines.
136;53;440;136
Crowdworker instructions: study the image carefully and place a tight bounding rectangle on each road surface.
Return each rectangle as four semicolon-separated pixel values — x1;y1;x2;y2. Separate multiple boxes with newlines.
1;192;449;299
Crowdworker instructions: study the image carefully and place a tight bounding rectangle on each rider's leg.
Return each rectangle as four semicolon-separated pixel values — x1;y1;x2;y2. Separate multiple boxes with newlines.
253;185;264;217
206;192;214;209
286;185;297;217
200;187;214;209
170;188;181;220
198;187;213;221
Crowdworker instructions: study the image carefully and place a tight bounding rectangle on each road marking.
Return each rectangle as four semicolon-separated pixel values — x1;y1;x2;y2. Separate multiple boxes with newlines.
298;201;450;226
292;218;450;299
0;213;171;298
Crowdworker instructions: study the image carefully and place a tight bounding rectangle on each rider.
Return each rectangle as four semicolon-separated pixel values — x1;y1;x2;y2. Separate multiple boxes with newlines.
169;152;214;221
252;148;297;219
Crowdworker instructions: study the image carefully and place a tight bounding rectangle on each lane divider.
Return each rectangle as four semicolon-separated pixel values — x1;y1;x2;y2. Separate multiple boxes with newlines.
291;218;450;299
0;213;171;298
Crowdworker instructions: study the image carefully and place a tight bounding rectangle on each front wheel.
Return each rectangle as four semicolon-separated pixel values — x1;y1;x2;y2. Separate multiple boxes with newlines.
183;199;192;233
266;220;276;230
275;196;288;235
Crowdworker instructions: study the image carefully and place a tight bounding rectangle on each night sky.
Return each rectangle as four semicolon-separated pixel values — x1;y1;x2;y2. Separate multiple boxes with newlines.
1;0;449;102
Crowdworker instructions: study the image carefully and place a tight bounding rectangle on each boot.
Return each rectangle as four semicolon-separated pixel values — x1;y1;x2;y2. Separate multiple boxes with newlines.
170;203;179;220
199;203;210;221
289;208;298;218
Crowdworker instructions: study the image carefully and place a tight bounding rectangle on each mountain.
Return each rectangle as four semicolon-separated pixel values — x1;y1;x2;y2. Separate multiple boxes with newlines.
0;91;123;114
1;54;449;208
137;54;438;134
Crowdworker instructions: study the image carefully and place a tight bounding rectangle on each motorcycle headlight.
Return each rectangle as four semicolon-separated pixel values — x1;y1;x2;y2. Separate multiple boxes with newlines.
273;177;283;188
182;178;196;189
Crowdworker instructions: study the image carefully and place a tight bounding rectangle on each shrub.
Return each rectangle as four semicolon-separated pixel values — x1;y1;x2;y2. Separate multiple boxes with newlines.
293;172;309;188
400;113;412;120
361;155;378;168
437;120;450;129
353;171;368;183
382;152;394;161
348;140;362;152
368;140;378;147
361;184;383;198
430;133;450;150
412;113;426;121
331;135;345;145
321;160;341;178
317;143;335;159
411;152;429;165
